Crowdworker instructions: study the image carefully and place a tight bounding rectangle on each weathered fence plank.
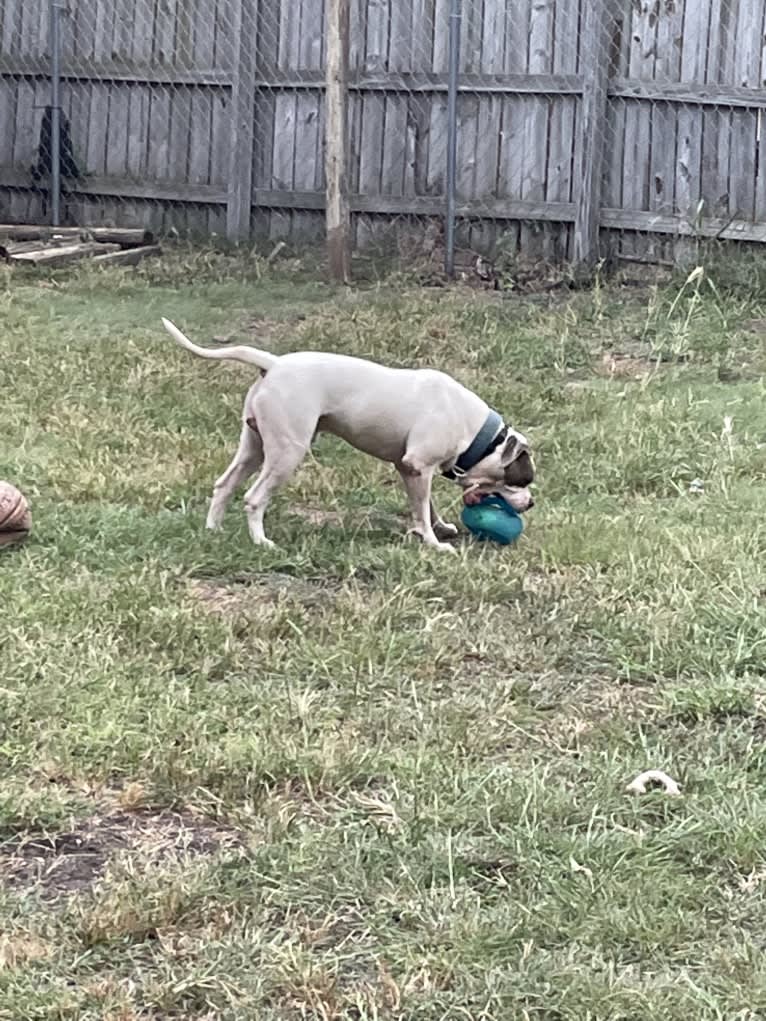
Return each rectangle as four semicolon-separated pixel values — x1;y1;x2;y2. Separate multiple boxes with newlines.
226;0;257;240
574;0;611;265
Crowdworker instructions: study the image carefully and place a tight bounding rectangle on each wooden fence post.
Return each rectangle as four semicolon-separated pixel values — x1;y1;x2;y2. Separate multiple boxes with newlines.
226;0;257;242
573;0;611;268
325;0;351;282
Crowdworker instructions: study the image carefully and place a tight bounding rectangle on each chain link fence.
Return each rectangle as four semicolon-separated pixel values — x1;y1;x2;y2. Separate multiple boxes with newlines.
1;0;765;270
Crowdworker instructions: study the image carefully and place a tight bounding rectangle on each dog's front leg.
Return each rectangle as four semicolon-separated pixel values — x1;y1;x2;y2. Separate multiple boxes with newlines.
430;500;458;540
397;462;457;553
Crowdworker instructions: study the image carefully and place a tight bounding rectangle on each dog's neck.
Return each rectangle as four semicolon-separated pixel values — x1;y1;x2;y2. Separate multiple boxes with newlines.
442;410;506;481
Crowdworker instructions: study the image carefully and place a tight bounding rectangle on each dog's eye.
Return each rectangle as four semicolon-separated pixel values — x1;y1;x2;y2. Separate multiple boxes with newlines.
505;451;534;487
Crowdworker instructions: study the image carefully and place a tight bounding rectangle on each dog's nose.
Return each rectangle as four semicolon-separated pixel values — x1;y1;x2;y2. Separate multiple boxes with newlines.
527;497;535;510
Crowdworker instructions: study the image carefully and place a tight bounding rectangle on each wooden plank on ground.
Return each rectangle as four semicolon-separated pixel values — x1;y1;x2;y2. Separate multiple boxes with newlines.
11;242;121;264
91;244;161;265
0;225;81;241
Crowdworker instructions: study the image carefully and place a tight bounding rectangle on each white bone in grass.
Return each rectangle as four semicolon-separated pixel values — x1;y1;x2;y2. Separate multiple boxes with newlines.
626;770;681;796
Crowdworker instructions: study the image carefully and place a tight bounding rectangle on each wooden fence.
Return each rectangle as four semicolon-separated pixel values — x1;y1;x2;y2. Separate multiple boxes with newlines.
2;0;766;260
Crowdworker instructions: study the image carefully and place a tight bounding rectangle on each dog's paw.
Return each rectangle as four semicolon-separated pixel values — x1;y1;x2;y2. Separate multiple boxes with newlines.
433;521;459;540
407;528;458;554
433;540;459;554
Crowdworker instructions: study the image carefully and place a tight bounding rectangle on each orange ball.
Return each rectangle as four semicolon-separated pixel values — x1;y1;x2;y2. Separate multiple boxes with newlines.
0;481;32;548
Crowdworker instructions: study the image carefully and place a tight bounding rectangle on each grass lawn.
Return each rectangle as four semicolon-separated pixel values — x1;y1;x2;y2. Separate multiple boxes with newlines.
2;246;766;1019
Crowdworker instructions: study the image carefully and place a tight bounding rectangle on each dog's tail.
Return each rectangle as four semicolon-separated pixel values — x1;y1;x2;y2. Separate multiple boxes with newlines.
161;318;279;372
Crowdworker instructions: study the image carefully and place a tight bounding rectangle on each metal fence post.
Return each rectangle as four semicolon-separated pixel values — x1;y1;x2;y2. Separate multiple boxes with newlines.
444;0;461;278
49;0;63;226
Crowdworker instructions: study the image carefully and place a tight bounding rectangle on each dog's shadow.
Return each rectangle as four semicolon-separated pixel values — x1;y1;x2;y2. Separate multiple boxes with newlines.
286;503;465;549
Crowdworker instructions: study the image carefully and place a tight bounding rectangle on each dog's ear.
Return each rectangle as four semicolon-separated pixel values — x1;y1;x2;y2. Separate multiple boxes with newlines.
499;429;529;465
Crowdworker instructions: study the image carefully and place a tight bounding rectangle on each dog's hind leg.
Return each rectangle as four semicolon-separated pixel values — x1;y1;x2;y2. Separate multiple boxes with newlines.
241;402;316;547
242;447;308;547
206;421;263;530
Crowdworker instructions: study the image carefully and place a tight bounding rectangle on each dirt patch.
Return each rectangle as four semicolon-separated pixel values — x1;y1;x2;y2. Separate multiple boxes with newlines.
189;572;342;617
211;313;302;347
289;505;345;527
596;352;654;379
0;808;243;898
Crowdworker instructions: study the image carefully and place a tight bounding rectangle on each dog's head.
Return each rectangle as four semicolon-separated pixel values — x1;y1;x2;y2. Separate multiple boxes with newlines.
461;427;535;512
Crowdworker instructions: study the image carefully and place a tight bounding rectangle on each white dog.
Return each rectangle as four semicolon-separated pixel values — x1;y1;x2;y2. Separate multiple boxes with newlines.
162;318;534;551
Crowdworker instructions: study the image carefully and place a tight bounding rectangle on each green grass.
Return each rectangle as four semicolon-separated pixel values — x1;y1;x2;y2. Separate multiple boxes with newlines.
2;246;766;1019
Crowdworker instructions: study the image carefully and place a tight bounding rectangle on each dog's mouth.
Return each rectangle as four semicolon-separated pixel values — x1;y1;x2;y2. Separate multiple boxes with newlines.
463;483;535;512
